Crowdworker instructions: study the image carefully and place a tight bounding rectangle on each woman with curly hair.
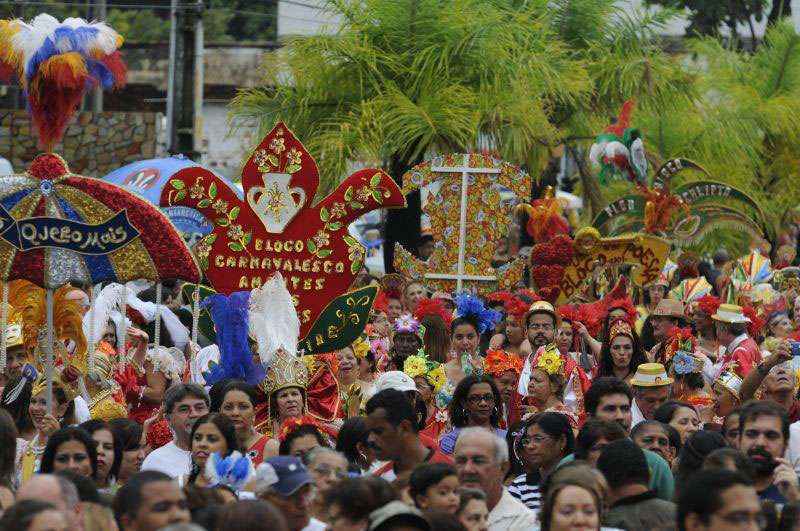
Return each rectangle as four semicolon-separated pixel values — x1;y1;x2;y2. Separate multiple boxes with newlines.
439;375;505;455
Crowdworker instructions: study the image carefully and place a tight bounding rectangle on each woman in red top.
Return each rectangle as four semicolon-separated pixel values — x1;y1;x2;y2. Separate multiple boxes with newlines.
217;380;271;467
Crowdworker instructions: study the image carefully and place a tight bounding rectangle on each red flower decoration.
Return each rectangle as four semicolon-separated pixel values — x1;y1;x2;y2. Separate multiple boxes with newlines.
504;297;529;322
414;298;453;328
743;306;765;338
696;294;721;316
278;415;322;443
146;418;173;449
484;349;523;376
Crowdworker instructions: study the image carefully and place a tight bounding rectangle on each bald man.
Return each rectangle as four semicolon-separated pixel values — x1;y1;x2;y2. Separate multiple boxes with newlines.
17;474;82;530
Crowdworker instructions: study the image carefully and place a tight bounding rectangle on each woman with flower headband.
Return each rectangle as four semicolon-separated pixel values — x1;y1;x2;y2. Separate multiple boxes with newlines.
336;337;376;419
488;297;530;359
520;345;579;428
597;319;647;385
556;305;597;375
691;294;721;359
444;294;502;386
666;328;714;423
403;351;450;440
483;349;522;429
390;315;425;371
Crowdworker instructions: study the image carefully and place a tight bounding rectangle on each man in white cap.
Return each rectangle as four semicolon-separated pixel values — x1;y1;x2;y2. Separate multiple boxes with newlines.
630;363;673;428
711;304;760;379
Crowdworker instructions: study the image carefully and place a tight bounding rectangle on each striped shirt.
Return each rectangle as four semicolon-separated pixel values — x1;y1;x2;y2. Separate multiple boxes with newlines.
507;473;542;511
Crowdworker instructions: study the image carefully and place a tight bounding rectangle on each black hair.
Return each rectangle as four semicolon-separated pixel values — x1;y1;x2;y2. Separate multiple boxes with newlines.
596;439;649;489
409;463;457;505
188;412;240;484
457;487;486;514
39;426;98;479
164;383;210;415
518;412;575;466
703;447;755;481
336;416;370;471
739;400;790;442
675;430;727;495
677;469;753;531
574;419;626;461
217;380;258;411
54;469;101;503
0;409;16;491
674;370;706;392
639;314;657;351
450;316;480;337
584;377;632;417
323;476;398;522
0;372;33;435
0;499;59;530
448;375;502;428
80;418;123;482
505;421;525;480
208;378;236;412
278;423;329;457
109;418;143;452
365;389;419;433
113;470;174;525
722;408;742;438
598;328;647;379
664;423;683;454
422;510;466;531
653;400;696;424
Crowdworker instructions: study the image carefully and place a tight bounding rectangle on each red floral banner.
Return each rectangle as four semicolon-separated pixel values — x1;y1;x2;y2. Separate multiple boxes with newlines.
160;122;405;340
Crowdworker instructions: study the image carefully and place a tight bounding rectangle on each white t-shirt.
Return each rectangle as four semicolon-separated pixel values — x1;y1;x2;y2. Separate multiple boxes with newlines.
74;396;91;424
141;441;191;478
302;518;326;531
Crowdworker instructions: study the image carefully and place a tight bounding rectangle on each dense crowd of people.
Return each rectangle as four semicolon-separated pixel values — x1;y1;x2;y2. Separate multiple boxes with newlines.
2;243;800;531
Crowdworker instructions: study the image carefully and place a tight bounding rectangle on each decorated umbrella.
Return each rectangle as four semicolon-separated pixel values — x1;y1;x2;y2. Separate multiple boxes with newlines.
0;14;200;410
102;155;242;245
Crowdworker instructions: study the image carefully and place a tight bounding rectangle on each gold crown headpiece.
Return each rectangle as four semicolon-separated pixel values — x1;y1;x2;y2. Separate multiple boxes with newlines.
608;319;633;342
261;351;309;397
31;368;78;404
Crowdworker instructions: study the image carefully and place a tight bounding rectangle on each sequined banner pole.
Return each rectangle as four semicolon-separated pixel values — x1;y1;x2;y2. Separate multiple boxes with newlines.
87;285;97;373
119;295;127;367
46;288;54;414
0;283;8;373
154;282;162;347
191;283;199;345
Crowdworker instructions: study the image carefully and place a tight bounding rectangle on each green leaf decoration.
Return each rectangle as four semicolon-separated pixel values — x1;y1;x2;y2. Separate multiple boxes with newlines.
198;199;211;208
370;173;381;187
174;190;186;202
285;163;301;174
267;154;279;167
343;235;358;247
350;202;364;210
228;241;244;252
243;232;252;245
372;190;382;203
320;207;330;222
344;186;354;201
209;182;218;199
299;285;378;354
327;222;342;231
350;259;363;275
216;217;230;227
206;233;218;244
307;239;317;254
170;179;186;190
317;249;332;258
229;206;240;220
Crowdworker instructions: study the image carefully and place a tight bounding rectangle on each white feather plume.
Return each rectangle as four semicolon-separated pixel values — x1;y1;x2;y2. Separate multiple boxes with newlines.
249;273;300;369
83;283;127;345
630;137;648;180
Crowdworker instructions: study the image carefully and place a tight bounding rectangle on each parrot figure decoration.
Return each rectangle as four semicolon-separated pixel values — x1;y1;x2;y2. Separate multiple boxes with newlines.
589;100;647;185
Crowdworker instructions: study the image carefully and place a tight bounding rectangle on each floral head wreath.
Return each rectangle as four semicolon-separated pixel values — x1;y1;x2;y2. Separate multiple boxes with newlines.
278;415;327;443
403;350;447;393
664;326;696;367
743;306;765;338
695;294;721;316
605;296;637;324
484;349;523;377
351;335;371;360
532;344;564;378
504;297;529;323
608;319;633;343
454;293;502;335
414;298;453;328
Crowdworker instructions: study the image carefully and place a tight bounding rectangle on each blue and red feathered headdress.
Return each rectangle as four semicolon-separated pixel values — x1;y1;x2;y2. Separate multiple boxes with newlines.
0;14;126;149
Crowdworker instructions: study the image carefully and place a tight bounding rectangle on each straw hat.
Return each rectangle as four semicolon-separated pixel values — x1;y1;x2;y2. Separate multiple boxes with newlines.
630;363;673;387
651;299;685;319
712;304;751;324
525;300;560;328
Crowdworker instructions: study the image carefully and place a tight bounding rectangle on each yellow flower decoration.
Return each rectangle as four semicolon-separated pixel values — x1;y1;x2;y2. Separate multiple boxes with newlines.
428;365;447;393
535;345;563;377
352;336;370;360
403;355;428;379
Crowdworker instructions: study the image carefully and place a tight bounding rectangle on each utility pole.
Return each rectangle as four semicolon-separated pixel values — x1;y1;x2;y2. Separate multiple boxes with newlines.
93;0;107;113
166;0;204;159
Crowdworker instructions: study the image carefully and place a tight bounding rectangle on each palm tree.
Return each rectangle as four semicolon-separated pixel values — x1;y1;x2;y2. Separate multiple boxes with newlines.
231;0;691;269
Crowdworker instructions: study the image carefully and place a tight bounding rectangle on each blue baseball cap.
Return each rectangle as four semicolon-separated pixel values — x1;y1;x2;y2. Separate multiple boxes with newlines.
258;456;313;497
